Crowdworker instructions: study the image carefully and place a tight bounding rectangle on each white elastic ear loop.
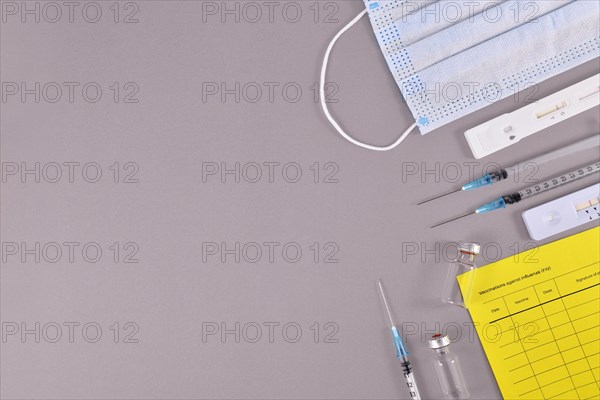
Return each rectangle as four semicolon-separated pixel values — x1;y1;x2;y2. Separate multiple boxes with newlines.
320;9;418;152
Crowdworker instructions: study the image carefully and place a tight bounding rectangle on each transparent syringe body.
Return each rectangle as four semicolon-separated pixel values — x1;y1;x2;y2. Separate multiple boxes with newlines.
401;359;421;399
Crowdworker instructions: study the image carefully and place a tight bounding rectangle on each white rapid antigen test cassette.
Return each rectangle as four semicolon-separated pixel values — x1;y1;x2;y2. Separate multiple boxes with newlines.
465;74;600;159
522;184;600;241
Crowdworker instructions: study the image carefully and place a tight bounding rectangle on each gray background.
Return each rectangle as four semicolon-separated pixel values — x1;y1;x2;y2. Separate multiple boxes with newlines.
1;1;599;399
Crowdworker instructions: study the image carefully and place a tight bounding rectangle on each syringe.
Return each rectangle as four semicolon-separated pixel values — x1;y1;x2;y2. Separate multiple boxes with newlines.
431;162;600;228
378;280;422;400
418;135;600;205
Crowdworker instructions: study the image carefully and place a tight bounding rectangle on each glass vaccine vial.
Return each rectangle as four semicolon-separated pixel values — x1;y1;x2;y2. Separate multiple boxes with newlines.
441;242;480;308
428;334;470;400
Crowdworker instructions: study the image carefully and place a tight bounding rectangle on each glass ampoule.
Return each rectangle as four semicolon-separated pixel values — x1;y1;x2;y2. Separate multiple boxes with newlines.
441;242;480;308
428;334;470;400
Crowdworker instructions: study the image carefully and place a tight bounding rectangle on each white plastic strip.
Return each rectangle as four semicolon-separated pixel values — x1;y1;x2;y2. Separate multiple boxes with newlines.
465;74;600;159
522;184;600;240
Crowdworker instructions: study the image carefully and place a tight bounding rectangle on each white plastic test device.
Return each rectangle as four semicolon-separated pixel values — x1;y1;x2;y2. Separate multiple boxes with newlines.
465;74;600;159
522;184;600;241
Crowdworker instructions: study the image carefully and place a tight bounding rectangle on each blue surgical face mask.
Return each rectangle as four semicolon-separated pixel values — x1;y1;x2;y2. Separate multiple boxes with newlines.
319;0;600;151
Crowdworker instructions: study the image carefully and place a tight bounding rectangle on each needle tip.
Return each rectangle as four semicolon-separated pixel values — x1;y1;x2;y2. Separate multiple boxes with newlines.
417;188;461;205
430;212;474;229
378;280;396;327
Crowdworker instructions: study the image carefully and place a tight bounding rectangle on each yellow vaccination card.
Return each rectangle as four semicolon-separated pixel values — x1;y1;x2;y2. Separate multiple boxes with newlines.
457;227;600;399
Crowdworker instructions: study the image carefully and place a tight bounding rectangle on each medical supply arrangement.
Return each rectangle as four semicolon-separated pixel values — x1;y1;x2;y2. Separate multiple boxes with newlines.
380;278;473;400
318;0;600;398
418;135;600;205
457;228;600;399
378;229;600;399
431;161;600;229
320;1;599;151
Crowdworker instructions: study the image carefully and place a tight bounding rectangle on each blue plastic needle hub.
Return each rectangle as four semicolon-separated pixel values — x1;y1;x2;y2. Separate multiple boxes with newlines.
462;169;508;192
391;326;409;358
462;174;495;191
476;197;507;214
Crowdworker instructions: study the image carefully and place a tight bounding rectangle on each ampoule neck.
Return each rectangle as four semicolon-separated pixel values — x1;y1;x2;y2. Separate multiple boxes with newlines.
457;251;477;265
434;346;451;355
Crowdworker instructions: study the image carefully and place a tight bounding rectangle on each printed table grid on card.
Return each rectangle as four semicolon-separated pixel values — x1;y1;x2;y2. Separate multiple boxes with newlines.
457;227;600;400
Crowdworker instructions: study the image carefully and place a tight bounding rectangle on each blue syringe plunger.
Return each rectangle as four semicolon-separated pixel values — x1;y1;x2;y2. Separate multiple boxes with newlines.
391;326;409;358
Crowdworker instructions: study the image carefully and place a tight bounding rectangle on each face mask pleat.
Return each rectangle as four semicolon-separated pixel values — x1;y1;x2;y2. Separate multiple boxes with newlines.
375;0;508;48
370;0;438;28
362;0;599;134
375;0;575;81
402;1;597;130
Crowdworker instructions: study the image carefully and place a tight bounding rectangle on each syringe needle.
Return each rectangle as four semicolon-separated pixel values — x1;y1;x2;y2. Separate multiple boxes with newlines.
378;280;395;327
378;280;423;400
430;162;600;229
417;188;462;205
430;211;474;229
418;135;600;206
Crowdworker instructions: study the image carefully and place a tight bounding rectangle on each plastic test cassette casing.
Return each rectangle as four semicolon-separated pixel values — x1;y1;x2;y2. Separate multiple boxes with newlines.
465;74;600;159
522;184;600;241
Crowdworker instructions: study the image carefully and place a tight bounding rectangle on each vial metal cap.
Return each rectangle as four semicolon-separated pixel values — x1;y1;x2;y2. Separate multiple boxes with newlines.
428;333;451;349
459;242;481;255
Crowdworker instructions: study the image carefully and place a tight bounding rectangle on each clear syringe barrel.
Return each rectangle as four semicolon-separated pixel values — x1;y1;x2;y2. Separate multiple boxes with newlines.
506;135;600;178
401;360;422;400
516;162;600;201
